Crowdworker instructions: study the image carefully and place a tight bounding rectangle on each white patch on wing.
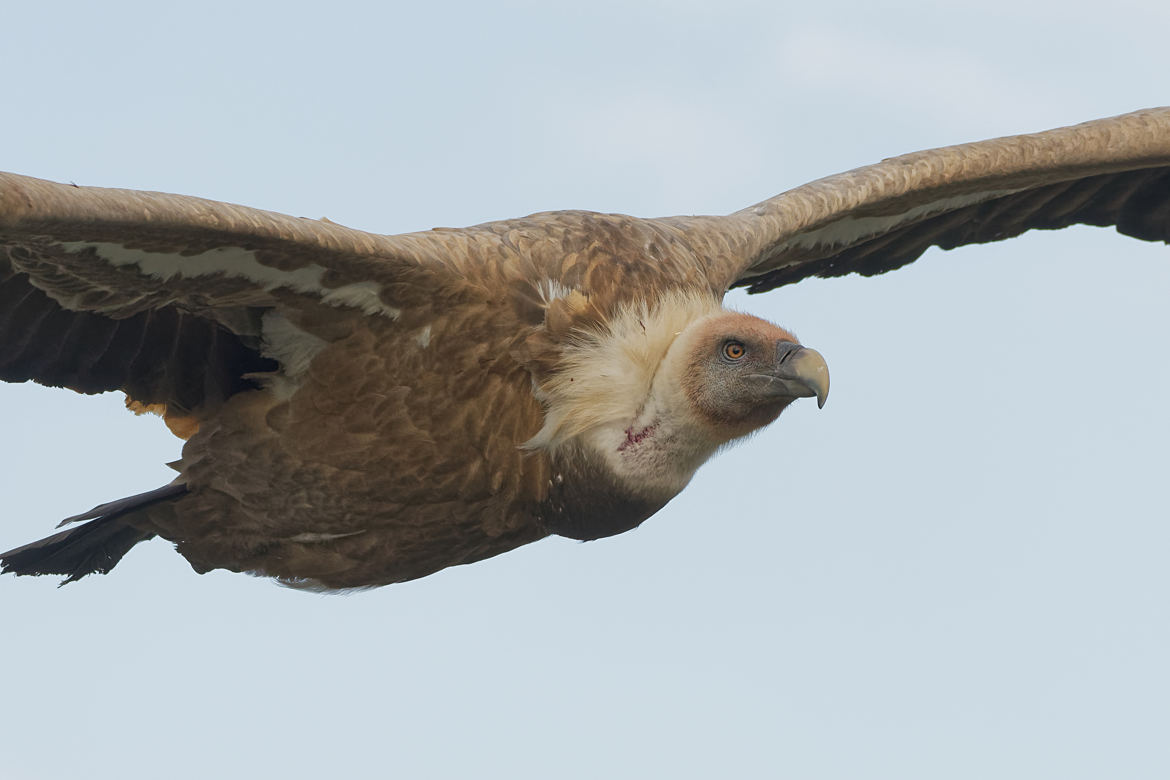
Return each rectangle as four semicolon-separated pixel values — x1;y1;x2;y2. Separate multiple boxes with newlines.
260;311;327;381
285;531;366;543
60;241;401;318
319;280;401;317
414;324;432;348
749;188;1023;273
535;278;573;305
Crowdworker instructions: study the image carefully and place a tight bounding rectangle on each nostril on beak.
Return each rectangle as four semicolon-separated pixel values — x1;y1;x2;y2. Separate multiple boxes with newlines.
775;340;801;364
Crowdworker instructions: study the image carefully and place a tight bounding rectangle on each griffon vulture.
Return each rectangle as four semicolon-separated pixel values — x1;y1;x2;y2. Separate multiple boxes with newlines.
2;107;1168;590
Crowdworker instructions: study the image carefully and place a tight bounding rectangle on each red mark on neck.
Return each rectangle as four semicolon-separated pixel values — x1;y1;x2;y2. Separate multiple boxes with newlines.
618;424;656;452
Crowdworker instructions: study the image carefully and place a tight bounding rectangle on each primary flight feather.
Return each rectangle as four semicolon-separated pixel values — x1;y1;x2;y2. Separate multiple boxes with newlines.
2;107;1167;590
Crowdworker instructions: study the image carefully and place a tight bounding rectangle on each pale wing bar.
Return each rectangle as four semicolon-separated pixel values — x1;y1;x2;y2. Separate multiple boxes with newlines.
0;171;434;416
700;107;1170;292
739;165;1170;292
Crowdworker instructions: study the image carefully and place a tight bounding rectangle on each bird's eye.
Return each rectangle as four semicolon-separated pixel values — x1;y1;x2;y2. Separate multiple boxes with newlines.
723;341;746;360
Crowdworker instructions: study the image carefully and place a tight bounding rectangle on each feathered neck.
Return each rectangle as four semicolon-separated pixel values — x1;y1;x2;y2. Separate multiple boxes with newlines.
524;290;722;454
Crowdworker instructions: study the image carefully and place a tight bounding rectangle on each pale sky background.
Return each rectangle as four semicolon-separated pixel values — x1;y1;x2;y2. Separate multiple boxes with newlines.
3;2;1169;778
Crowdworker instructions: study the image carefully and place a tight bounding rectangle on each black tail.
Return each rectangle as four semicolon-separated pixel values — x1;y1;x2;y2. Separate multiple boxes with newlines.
1;483;187;585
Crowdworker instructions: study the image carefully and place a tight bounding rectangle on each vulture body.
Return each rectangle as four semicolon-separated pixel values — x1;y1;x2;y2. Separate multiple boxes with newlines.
2;107;1169;590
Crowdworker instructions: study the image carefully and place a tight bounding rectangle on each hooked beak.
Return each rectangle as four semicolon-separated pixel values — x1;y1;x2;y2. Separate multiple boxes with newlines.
761;342;830;408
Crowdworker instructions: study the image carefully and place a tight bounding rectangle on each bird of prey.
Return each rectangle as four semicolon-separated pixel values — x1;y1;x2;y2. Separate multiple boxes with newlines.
2;108;1168;590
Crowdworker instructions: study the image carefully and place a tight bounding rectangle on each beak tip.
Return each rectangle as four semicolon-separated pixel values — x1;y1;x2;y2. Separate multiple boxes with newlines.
794;346;829;410
768;342;830;409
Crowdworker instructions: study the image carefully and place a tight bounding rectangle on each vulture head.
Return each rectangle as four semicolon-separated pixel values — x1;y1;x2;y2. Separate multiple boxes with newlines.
531;299;829;541
673;312;829;439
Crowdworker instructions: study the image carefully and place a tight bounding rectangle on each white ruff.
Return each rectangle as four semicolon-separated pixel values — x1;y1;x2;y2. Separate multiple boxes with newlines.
525;290;721;453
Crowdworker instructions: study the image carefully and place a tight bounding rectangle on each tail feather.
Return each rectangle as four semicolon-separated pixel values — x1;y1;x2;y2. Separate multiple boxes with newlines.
1;483;187;585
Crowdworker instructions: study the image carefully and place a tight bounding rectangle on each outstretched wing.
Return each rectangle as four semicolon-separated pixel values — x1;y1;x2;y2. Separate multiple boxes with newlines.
0;172;444;428
679;107;1170;293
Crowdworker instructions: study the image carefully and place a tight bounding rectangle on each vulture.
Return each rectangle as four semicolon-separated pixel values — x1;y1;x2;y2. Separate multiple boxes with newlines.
2;107;1168;590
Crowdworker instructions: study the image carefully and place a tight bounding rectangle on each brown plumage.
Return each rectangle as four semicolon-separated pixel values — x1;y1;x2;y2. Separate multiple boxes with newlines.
2;107;1168;590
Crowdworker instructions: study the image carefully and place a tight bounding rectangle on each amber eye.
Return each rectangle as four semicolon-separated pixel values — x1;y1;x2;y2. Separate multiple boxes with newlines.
722;341;746;360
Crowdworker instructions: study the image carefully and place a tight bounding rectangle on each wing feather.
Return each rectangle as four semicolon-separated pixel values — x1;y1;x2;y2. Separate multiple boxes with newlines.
0;171;447;421
674;107;1170;292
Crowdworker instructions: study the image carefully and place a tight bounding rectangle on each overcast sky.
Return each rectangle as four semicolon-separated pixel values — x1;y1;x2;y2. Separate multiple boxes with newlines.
3;2;1169;778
